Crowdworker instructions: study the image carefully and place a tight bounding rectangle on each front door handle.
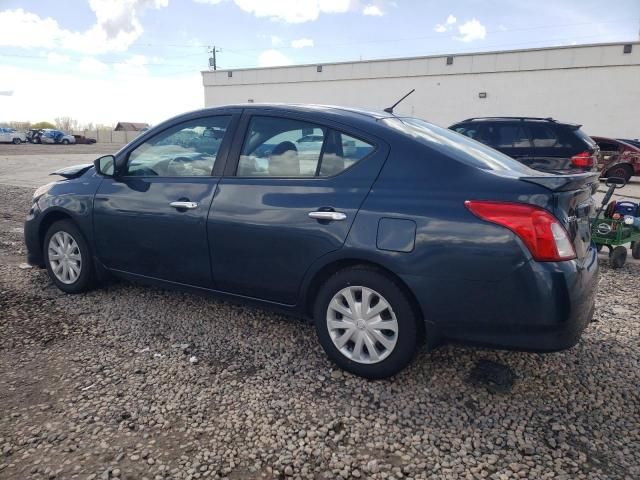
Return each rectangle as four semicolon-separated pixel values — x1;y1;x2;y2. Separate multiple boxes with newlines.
169;201;198;210
308;211;347;221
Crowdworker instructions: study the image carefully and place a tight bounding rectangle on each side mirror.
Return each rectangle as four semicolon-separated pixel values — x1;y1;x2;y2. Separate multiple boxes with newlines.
94;155;116;177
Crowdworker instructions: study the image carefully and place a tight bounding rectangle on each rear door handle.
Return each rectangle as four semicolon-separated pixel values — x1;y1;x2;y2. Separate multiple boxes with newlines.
308;211;347;221
169;201;198;210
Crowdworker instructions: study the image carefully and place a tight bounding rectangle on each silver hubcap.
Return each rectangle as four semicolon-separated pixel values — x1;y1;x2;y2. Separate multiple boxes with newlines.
48;231;82;284
326;286;399;364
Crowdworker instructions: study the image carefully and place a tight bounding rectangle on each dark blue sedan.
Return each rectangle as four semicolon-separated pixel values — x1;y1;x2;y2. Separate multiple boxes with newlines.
24;105;599;378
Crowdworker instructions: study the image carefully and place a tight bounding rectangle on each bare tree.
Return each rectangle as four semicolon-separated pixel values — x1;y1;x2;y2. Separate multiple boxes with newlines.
54;116;79;132
8;121;31;130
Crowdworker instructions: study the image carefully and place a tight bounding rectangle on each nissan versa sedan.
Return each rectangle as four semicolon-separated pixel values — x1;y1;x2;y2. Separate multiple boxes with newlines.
24;105;599;379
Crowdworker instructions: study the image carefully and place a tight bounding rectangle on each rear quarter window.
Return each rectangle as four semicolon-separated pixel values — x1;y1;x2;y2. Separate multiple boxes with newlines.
387;117;534;173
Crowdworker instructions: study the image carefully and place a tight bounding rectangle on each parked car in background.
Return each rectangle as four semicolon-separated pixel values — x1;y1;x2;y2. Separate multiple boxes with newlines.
40;129;76;145
592;136;640;181
618;138;640;149
25;105;599;378
0;127;27;144
449;117;599;173
26;129;44;143
73;135;97;144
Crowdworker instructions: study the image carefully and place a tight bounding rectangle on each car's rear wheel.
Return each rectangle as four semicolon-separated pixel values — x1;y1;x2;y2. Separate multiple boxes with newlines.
43;220;94;293
605;164;632;183
61;139;70;145
12;137;21;144
314;266;420;379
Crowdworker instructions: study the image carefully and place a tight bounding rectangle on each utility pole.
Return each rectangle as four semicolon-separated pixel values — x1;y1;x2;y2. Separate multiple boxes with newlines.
208;46;221;70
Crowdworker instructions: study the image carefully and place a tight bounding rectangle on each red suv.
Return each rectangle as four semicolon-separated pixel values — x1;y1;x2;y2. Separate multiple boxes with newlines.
592;137;640;182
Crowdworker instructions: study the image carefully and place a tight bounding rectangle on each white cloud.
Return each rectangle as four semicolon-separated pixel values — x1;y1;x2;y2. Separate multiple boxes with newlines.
78;57;110;75
0;2;169;54
0;9;68;48
0;63;203;126
221;0;351;23
434;14;456;33
456;19;486;42
47;53;71;65
270;35;283;46
363;5;383;16
114;54;150;76
291;38;314;48
193;0;224;3
257;49;292;67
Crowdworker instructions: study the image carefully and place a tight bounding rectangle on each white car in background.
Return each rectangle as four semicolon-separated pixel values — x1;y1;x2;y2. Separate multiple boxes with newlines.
0;128;27;144
40;129;76;145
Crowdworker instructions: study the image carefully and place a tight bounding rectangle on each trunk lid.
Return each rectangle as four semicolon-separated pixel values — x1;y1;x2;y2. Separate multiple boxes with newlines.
521;172;599;261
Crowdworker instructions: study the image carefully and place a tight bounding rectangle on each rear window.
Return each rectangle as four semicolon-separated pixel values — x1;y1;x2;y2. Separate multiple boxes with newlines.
573;128;597;148
386;117;535;173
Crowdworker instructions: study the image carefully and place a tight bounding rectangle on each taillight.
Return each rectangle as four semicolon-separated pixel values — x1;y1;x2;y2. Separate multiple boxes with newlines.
571;151;594;168
465;201;576;261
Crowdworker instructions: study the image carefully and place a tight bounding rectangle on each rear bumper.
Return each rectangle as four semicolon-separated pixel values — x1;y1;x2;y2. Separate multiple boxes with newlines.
405;245;599;352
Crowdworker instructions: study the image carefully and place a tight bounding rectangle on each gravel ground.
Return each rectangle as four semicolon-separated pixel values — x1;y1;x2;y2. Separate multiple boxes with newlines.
0;184;639;480
0;144;125;156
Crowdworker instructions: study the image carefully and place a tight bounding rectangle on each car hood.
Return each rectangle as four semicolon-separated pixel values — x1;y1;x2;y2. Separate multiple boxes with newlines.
51;163;94;179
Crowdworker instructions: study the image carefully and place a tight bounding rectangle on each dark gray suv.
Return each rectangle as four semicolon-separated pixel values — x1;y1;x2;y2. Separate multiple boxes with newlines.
450;117;599;173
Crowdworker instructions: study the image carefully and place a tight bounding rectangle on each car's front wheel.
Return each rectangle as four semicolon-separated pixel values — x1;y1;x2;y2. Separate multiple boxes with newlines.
314;266;420;379
61;139;70;145
13;137;21;144
43;220;94;293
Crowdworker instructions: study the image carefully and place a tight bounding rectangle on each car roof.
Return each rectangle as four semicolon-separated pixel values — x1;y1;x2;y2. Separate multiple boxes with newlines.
453;117;581;128
179;103;394;124
154;103;401;140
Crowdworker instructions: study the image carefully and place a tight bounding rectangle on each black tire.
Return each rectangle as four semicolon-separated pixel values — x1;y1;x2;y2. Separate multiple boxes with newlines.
632;242;640;260
61;139;70;145
12;137;21;144
610;246;627;269
605;165;632;183
313;266;420;379
43;220;94;293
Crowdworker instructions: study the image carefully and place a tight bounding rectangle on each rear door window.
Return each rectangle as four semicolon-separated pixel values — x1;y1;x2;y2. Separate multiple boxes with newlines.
237;116;375;177
491;125;532;148
452;124;483;141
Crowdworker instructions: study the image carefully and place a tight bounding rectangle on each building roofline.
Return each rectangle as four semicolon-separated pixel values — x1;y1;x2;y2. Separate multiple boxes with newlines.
201;41;639;75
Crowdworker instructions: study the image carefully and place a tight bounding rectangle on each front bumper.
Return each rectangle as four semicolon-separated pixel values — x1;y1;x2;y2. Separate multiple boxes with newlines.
24;202;44;266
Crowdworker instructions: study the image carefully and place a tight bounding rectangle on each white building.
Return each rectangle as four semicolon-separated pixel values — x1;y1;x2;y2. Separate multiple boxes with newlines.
202;42;640;138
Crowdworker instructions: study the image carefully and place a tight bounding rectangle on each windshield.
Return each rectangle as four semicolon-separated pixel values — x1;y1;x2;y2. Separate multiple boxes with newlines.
384;117;537;174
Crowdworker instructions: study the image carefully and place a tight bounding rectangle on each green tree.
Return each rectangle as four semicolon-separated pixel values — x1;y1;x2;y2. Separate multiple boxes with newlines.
31;121;56;129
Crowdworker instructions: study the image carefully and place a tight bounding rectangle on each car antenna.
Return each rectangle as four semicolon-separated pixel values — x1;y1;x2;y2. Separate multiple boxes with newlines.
384;89;415;114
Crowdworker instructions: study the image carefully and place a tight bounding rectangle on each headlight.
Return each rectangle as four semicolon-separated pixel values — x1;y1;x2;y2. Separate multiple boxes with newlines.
32;182;55;202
